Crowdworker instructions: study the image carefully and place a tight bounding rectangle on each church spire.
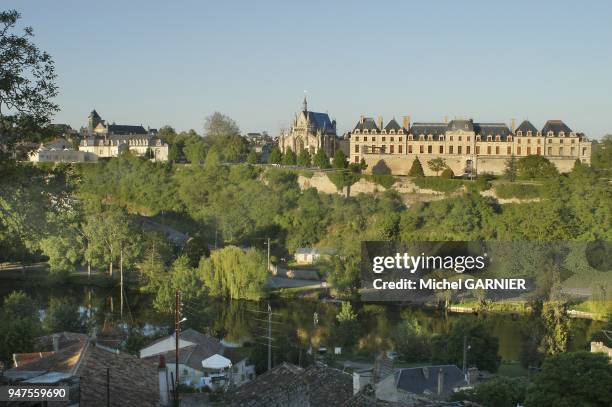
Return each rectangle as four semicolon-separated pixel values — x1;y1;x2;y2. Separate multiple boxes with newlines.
302;96;307;112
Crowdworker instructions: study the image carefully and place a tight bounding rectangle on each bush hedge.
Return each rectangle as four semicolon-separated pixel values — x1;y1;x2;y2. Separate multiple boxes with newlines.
495;183;542;199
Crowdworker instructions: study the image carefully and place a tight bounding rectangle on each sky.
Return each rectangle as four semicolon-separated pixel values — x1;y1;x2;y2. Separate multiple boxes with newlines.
5;0;612;138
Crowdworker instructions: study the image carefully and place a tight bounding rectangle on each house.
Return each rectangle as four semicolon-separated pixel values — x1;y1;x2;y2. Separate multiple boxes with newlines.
29;138;98;163
295;248;322;265
375;365;473;404
139;328;255;390
4;332;161;407
225;361;353;406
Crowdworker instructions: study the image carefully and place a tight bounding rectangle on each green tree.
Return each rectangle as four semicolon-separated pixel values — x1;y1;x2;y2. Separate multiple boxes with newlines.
246;150;259;164
282;147;297;165
297;150;312;167
525;351;612;407
43;298;86;333
391;314;431;362
267;146;282;164
204;111;240;141
504;154;518;182
183;138;206;164
517;155;558;179
427;157;447;176
168;143;180;163
451;377;529;407
440;167;454;179
591;134;612;171
431;318;501;372
313;149;330;169
0;10;59;145
331;302;359;349
408;157;425;177
199;246;267;300
539;300;570;355
332;150;347;169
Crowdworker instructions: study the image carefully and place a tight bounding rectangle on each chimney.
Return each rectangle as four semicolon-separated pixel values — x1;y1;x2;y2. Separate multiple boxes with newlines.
511;118;516;132
437;368;444;396
377;115;383;130
158;355;169;406
422;367;429;379
402;116;410;130
360;115;365;125
52;334;60;352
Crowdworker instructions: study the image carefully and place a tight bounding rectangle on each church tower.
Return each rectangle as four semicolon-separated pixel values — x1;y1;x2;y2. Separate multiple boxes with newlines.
87;109;102;136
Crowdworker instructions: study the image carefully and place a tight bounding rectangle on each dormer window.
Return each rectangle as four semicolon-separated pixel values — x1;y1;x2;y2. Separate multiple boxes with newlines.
487;136;492;141
439;135;444;141
517;131;523;136
495;135;501;141
419;135;424;141
427;135;433;141
559;132;565;137
408;135;413;141
354;129;360;134
547;131;553;137
476;135;481;141
507;136;513;142
363;129;369;134
570;132;575;137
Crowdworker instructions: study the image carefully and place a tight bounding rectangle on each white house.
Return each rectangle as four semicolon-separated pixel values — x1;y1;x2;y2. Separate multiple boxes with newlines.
28;138;97;163
294;248;322;265
140;329;254;390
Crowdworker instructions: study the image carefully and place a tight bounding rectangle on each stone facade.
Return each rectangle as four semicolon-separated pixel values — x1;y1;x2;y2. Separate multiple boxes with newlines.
29;138;98;163
79;110;169;161
278;98;338;158
350;116;591;176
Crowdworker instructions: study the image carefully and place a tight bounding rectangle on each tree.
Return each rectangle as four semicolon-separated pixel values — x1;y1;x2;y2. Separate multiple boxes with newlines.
246;150;258;164
331;302;360;349
168;143;180;163
282;147;297;165
504;154;518;182
332;150;348;169
267;146;282;164
525;351;612;407
313;149;330;169
204;112;240;141
591;134;612;170
0;10;59;145
408;157;425;177
539;300;570;355
42;298;86;333
297;150;312;167
199;246;267;300
451;377;529;407
427;157;446;176
183;138;206;164
517;155;558;179
431;318;501;372
441;167;454;179
391;315;431;362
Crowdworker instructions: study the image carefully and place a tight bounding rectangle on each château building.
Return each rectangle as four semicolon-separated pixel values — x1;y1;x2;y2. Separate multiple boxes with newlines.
278;98;341;159
350;115;591;176
79;109;168;161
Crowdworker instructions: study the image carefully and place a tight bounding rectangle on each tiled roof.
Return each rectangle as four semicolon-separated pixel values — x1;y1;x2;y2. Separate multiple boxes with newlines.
473;123;512;138
9;333;89;374
307;112;335;131
542;120;572;135
226;362;352;407
409;123;447;137
107;124;148;135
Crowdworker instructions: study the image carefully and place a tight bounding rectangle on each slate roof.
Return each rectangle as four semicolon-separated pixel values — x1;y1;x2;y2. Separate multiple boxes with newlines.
395;365;466;397
384;119;402;132
448;119;474;132
89;109;101;119
354;118;380;132
409;123;447;137
541;120;572;135
107;124;148;135
515;120;538;135
306;111;335;130
300;363;353;406
473;123;512;138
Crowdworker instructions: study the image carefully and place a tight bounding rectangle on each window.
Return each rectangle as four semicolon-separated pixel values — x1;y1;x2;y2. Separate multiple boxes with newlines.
390;137;394;142
372;137;376;142
548;139;552;144
467;137;471;142
399;137;402;142
364;136;368;142
466;146;471;154
527;147;531;155
428;145;432;153
449;146;454;154
449;136;454;141
507;146;511;155
408;145;413;154
399;145;403;154
571;147;575;155
476;136;481;141
495;135;501;141
458;136;462;141
582;147;587;155
559;147;564;155
517;146;521;155
487;136;492;141
428;135;433;141
487;146;491;154
439;145;444;154
390;145;394;154
495;146;499;154
548;147;552;155
507;136;513;142
419;135;425;140
537;147;541;155
517;131;523;136
527;131;532;137
518;139;521;144
355;136;359;142
559;138;564;144
547;131;553;137
559;132;565;137
571;139;575;144
355;145;359;153
476;146;480;154
420;145;424;153
439;135;444;141
382;137;386;142
458;146;462;154
354;156;359;163
527;139;531;144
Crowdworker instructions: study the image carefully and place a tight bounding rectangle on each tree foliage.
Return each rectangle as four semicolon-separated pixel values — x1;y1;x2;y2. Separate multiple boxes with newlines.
408;157;425;177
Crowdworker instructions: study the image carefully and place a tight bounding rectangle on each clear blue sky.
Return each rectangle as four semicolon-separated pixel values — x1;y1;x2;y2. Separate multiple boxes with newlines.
5;0;612;138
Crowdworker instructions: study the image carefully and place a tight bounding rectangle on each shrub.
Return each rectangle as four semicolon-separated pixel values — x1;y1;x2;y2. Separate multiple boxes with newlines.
441;168;454;179
517;155;558;179
495;183;542;199
414;177;463;193
408;157;424;177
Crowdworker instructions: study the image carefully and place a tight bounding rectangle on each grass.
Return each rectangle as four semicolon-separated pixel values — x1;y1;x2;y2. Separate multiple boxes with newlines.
362;173;396;189
495;183;543;199
413;177;465;193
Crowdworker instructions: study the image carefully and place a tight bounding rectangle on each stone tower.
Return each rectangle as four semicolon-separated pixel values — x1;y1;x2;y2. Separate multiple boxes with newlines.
87;109;102;136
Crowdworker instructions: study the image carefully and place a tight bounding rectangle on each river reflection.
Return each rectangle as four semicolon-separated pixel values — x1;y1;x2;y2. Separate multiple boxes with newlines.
0;282;603;362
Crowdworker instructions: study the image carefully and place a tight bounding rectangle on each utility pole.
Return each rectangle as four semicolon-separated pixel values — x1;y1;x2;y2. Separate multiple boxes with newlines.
267;302;272;371
313;312;319;364
462;334;467;374
120;245;124;318
267;237;271;272
174;290;181;407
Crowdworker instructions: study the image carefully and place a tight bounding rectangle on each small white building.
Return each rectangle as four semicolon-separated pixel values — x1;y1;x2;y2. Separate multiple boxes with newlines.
295;248;322;265
140;329;255;390
29;138;97;163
